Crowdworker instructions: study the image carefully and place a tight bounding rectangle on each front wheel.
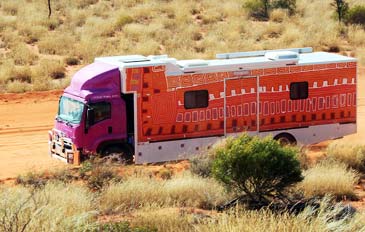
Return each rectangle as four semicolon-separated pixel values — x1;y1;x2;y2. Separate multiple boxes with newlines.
101;144;133;164
274;133;297;146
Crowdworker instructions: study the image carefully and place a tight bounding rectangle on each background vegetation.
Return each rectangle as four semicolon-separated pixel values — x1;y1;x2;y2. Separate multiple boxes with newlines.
1;0;365;92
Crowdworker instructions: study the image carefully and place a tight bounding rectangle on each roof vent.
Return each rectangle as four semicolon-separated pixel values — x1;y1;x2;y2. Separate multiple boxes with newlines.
178;60;209;68
118;55;150;63
265;51;299;61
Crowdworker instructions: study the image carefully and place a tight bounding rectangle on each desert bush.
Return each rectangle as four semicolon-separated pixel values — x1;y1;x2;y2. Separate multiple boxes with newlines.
244;0;270;20
0;182;95;232
8;43;38;65
7;65;32;83
272;0;296;15
244;0;296;20
35;59;66;80
190;154;214;178
99;173;230;213
115;14;134;30
16;171;48;188
158;168;172;180
18;25;47;44
42;17;62;31
38;34;75;55
326;140;365;172
190;138;228;178
6;80;32;93
298;160;358;198
346;5;365;26
86;165;120;191
212;134;302;203
65;57;80;66
270;8;288;22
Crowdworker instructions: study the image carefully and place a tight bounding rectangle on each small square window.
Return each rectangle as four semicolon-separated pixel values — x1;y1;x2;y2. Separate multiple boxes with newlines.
184;90;209;109
290;82;308;100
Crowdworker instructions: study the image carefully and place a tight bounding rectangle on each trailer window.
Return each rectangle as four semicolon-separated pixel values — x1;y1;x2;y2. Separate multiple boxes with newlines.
290;82;308;100
184;90;209;109
90;102;111;124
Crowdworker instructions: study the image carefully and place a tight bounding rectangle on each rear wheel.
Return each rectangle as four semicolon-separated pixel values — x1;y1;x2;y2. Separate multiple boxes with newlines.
274;133;297;146
101;144;133;164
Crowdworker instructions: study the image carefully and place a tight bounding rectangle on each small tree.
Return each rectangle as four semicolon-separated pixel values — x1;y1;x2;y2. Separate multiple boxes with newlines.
212;134;302;203
244;0;271;20
345;5;365;26
331;0;349;23
272;0;296;15
244;0;297;20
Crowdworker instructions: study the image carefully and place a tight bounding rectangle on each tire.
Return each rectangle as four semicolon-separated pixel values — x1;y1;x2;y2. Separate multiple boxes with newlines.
101;144;133;164
274;133;297;146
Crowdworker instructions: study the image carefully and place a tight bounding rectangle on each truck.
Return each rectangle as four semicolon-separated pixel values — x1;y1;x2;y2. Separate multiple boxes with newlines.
48;47;357;165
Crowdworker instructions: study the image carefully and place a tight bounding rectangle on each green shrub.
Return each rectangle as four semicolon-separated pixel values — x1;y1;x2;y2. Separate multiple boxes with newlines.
346;5;365;26
212;134;302;203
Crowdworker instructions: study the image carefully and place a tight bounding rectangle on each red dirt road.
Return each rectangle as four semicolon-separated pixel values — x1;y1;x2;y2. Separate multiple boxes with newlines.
0;69;365;179
0;90;66;179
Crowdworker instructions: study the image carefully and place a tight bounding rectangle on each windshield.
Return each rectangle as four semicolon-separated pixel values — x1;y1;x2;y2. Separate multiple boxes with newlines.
58;96;84;124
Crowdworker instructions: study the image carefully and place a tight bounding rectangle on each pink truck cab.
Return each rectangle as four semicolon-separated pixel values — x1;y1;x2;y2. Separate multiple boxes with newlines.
48;62;133;164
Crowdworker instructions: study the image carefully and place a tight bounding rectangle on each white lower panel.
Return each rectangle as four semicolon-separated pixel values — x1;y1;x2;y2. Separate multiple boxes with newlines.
135;123;356;164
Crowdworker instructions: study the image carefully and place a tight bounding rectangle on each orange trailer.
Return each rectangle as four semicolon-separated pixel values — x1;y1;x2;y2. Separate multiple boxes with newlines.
95;47;357;163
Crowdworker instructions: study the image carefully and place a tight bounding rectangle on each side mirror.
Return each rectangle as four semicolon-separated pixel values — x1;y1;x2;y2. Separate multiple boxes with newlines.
86;108;95;129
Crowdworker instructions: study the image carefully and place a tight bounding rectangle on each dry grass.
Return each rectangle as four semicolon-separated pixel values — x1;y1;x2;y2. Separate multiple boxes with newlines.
99;172;231;214
127;198;365;232
326;140;365;172
0;182;96;232
2;168;365;231
194;202;365;232
298;160;359;198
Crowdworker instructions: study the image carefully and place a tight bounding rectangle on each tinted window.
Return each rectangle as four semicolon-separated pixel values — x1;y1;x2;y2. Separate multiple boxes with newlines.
184;90;209;109
290;82;308;100
91;102;111;124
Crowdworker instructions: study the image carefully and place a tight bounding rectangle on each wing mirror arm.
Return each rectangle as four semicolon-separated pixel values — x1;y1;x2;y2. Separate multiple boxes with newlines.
85;107;95;132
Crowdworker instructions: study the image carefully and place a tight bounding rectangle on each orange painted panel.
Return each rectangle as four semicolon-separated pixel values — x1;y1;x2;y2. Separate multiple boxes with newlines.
126;63;356;143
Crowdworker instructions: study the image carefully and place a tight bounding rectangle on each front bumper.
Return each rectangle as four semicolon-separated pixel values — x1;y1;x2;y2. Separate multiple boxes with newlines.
48;129;80;165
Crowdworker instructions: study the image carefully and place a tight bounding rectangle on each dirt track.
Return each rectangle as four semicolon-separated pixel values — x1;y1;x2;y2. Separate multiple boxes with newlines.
0;70;365;179
0;90;66;179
